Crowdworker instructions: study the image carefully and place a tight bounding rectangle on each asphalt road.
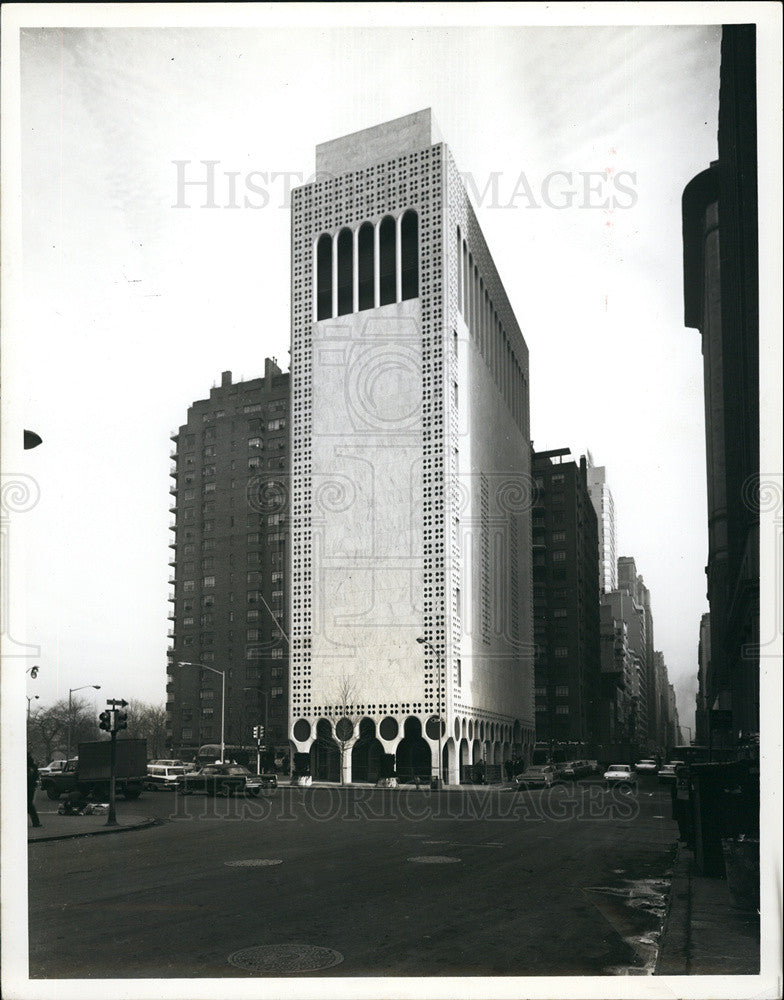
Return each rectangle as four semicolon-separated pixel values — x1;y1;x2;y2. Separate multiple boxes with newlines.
28;777;677;979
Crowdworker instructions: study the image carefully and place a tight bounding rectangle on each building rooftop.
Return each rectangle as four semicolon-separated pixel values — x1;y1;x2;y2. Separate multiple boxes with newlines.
315;108;442;177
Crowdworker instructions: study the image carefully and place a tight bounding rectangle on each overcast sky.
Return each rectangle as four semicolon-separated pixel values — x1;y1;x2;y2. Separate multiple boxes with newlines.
8;18;730;731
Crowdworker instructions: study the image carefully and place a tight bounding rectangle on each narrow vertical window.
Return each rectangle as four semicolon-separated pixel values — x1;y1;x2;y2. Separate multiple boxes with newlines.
336;228;353;316
316;234;332;320
401;210;419;300
357;222;374;311
379;215;396;306
456;226;463;314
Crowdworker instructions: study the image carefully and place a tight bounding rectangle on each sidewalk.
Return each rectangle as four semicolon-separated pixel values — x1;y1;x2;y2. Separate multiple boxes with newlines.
28;810;158;843
655;841;760;975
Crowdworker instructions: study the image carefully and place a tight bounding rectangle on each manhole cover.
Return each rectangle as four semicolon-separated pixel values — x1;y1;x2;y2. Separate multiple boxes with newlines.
228;943;344;974
225;859;283;868
408;856;461;864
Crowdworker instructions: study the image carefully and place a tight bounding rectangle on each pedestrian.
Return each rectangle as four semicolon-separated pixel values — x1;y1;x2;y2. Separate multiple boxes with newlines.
413;773;421;790
27;752;42;828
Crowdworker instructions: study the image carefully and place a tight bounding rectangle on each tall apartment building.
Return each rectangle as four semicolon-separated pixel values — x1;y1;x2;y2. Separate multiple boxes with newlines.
682;25;759;741
585;453;617;594
531;448;601;747
288;109;534;783
166;360;290;758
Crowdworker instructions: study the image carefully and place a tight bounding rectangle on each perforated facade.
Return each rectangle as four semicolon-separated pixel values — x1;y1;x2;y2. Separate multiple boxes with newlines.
289;110;534;783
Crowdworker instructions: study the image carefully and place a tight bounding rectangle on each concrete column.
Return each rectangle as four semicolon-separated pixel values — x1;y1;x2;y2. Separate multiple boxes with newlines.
341;745;353;784
395;213;403;303
447;739;459;785
352;226;359;313
331;232;338;319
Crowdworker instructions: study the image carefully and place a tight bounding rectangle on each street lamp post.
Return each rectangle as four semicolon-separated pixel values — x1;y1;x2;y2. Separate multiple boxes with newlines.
178;662;225;763
67;685;101;759
27;695;39;719
417;637;444;788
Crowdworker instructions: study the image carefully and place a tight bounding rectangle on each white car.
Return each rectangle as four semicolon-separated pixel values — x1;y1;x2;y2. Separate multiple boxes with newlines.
145;764;189;790
603;764;637;787
634;759;659;774
38;758;72;776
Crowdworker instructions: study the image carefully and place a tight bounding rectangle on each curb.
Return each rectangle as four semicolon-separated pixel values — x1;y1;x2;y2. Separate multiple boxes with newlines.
28;817;161;844
655;841;691;975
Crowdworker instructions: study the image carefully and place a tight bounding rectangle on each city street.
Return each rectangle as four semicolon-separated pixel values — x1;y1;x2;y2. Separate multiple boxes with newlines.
28;776;678;978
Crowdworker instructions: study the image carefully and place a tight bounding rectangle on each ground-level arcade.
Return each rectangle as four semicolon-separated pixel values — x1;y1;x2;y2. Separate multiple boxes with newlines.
291;713;535;784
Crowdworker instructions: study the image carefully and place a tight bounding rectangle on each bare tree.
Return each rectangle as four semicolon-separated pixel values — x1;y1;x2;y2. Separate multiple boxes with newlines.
329;675;360;785
123;700;168;758
27;697;98;764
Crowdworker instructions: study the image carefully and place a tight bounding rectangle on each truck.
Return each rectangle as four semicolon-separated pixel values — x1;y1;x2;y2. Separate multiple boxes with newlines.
39;739;147;801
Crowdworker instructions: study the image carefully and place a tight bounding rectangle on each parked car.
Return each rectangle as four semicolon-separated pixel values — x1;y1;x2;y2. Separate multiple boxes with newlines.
561;760;590;780
658;761;685;784
148;758;186;767
515;765;557;789
176;763;261;797
145;764;189;791
634;759;659;774
603;764;637;787
38;759;69;777
244;770;278;794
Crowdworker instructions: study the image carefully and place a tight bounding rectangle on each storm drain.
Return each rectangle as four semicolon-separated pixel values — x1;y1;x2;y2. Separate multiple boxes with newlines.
225;859;283;868
228;943;344;974
408;855;461;864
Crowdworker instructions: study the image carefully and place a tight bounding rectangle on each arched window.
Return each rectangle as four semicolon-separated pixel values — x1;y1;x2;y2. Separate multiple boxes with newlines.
336;228;353;316
401;210;419;300
357;222;374;311
316;233;332;320
379;215;396;306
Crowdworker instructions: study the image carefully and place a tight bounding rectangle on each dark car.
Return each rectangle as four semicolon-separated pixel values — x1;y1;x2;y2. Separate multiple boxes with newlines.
176;764;253;797
561;760;591;780
515;765;557;789
245;771;278;794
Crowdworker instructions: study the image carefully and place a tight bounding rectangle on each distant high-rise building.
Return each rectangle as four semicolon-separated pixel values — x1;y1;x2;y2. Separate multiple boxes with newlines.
617;555;659;749
682;24;759;740
166;361;290;758
604;582;648;750
531;448;601;747
597;601;633;757
586;454;617;594
288;110;534;784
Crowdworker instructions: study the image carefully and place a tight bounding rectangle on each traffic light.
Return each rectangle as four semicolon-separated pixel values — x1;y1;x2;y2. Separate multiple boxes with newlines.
252;726;259;740
114;710;128;732
99;710;112;732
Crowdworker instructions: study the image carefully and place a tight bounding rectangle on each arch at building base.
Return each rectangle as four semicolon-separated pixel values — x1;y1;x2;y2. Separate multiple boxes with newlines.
351;718;384;783
395;717;431;781
310;719;340;782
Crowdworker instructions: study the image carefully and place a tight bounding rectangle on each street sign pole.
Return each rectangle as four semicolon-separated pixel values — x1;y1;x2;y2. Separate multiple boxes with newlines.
104;697;127;827
107;725;118;826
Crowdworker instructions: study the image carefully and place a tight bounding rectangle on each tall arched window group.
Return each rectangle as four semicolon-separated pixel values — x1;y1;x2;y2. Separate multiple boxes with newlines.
315;210;419;321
